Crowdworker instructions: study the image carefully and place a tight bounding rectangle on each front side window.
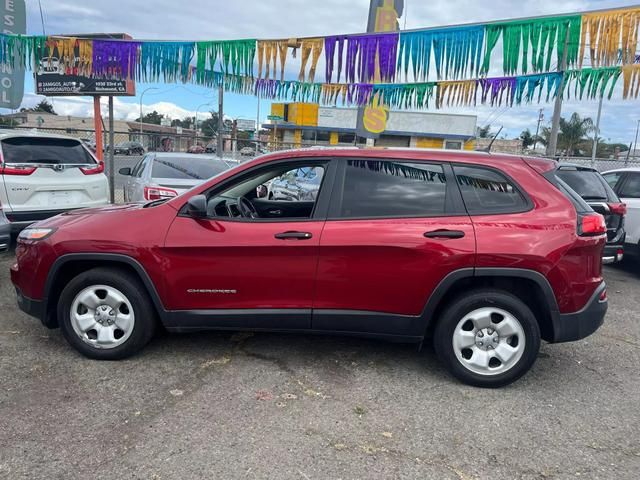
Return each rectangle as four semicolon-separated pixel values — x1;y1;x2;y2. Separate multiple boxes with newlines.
620;173;640;198
339;160;447;218
206;162;327;220
454;165;528;215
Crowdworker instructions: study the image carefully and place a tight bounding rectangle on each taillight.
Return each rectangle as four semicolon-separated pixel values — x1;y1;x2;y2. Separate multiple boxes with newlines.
599;289;608;302
578;213;607;236
144;186;178;201
0;164;37;175
80;161;105;175
608;202;627;216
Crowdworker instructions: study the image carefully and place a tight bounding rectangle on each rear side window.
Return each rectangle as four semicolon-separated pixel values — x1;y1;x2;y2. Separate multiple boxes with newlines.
339;160;447;218
555;168;616;201
619;173;640;198
454;166;529;215
1;137;95;165
152;156;227;180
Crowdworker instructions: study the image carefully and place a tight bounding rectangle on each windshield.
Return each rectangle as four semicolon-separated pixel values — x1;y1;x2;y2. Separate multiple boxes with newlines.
1;137;96;165
152;156;229;180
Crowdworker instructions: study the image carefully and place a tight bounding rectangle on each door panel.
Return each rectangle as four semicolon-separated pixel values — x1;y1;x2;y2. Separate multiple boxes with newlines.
618;173;640;245
313;217;475;334
162;216;325;328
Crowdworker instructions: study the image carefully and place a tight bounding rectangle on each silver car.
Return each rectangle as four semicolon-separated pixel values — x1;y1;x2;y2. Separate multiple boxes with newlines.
120;153;231;202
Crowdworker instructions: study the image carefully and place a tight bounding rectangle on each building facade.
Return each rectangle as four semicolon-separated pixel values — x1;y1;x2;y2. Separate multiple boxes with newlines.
265;103;478;150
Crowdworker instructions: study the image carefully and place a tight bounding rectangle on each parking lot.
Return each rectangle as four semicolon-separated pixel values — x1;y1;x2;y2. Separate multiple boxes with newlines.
0;249;639;479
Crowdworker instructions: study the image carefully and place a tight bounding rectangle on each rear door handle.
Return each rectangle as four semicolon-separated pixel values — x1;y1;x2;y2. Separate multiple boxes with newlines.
275;231;313;240
424;229;466;239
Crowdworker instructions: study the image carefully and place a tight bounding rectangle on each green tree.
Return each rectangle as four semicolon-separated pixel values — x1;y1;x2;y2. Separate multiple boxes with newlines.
477;125;492;138
135;110;164;125
171;117;194;129
20;99;57;115
519;129;535;149
540;113;595;156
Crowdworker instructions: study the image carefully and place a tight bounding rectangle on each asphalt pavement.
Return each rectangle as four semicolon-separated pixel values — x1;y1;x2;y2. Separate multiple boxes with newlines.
0;250;639;479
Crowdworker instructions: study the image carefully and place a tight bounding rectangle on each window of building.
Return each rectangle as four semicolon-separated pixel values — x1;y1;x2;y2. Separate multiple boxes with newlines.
445;140;463;150
454;166;529;214
302;130;316;142
338;160;447;218
338;133;356;144
316;130;331;142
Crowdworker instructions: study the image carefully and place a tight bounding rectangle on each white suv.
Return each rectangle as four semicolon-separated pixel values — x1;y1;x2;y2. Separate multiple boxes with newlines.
0;131;109;232
602;168;640;257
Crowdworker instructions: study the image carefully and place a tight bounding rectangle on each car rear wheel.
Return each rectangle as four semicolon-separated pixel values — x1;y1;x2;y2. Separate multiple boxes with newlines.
434;289;540;388
58;268;157;360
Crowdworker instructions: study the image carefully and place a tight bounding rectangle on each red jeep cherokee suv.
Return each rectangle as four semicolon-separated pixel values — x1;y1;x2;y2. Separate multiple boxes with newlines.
11;148;608;387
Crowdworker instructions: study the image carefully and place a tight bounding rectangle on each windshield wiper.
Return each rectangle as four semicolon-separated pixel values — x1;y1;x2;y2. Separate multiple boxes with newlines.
143;198;170;208
582;196;608;200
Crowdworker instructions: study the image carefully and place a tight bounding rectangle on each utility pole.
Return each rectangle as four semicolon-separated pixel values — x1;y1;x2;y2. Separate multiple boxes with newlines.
546;28;571;159
533;109;544;152
217;86;224;158
108;96;115;204
591;95;604;166
634;119;640;161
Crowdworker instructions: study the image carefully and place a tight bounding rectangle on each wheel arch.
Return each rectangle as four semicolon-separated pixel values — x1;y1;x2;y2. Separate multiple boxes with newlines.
43;254;166;328
422;268;560;343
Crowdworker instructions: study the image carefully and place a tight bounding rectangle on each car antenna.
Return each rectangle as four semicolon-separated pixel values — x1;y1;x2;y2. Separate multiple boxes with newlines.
482;126;504;153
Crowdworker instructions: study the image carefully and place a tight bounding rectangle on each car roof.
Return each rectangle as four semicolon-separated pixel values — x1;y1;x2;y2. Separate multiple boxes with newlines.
152;152;225;160
601;167;640;174
0;129;83;142
556;163;599;172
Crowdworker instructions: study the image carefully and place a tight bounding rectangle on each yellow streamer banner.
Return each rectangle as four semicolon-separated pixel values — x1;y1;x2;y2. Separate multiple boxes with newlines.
580;8;640;67
622;65;640;98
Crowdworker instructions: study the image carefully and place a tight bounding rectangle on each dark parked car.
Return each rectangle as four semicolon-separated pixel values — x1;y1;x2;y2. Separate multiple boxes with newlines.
11;149;608;387
556;164;626;264
114;142;145;156
205;143;216;154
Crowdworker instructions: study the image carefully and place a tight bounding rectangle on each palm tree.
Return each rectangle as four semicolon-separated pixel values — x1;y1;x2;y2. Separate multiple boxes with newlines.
558;113;594;156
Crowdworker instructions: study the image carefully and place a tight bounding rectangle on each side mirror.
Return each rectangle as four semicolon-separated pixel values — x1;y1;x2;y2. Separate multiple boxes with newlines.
256;184;268;198
119;167;132;176
186;195;207;218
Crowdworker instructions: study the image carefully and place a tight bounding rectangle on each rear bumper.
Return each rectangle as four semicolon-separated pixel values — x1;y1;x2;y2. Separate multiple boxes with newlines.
602;244;624;265
0;222;9;251
550;282;607;343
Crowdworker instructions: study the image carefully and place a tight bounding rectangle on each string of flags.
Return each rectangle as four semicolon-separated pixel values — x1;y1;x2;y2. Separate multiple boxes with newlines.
0;6;638;110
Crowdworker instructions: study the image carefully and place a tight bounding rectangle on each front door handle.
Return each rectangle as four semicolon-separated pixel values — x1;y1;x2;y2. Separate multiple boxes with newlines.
275;231;313;240
424;229;466;239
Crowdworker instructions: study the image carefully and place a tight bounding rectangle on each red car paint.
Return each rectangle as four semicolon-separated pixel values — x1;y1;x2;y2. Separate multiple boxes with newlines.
11;148;606;338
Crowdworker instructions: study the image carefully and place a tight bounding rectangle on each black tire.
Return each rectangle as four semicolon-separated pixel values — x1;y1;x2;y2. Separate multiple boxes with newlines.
58;267;157;360
434;289;541;388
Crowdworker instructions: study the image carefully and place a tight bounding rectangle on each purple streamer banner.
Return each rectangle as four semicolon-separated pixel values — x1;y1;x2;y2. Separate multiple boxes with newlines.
92;40;140;78
325;33;398;84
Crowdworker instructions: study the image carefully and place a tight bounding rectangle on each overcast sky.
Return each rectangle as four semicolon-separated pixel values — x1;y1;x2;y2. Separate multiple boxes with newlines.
9;0;640;143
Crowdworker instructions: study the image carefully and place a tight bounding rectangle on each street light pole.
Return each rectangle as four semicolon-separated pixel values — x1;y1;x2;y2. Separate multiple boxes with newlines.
139;87;159;144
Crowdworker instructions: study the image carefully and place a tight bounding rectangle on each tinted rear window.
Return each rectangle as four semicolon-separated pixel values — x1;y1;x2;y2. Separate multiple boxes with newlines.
152;156;228;180
454;166;529;214
340;160;447;218
1;137;95;165
555;169;615;201
544;170;593;214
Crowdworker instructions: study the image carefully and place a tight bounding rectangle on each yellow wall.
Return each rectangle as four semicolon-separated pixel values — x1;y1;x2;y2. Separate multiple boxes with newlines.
288;103;319;126
293;130;302;147
464;139;475;150
329;132;339;145
271;103;285;119
416;138;444;149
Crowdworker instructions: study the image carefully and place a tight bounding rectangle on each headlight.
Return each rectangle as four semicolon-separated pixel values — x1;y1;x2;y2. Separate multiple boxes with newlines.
18;228;57;242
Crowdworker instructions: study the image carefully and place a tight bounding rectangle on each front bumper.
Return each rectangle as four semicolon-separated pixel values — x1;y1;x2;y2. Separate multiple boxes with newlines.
551;282;607;343
15;287;45;322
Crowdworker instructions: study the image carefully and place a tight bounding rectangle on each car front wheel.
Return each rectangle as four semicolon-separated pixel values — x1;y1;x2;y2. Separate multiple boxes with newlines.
434;289;541;388
58;267;157;360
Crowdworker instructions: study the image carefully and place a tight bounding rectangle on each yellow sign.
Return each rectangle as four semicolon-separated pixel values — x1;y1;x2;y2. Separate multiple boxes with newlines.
361;0;399;136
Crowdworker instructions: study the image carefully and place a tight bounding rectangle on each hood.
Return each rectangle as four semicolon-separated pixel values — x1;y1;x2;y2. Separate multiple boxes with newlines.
30;203;149;230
